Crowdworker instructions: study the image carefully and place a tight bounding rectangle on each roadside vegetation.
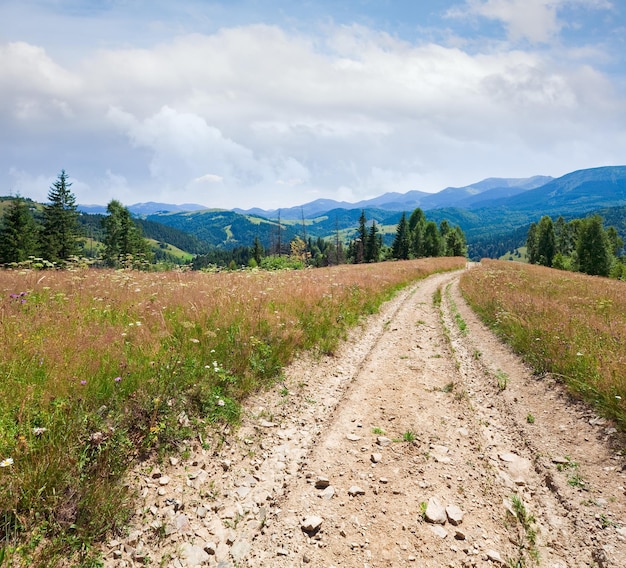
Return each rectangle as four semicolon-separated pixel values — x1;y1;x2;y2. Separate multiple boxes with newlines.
0;256;464;566
460;260;626;429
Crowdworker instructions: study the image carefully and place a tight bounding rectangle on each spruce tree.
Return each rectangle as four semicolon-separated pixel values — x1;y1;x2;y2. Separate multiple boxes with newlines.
41;170;80;263
354;210;367;264
0;197;39;264
392;212;410;260
365;220;381;263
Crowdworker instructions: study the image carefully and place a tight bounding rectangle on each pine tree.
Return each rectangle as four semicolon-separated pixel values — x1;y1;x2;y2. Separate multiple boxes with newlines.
252;236;264;265
536;215;556;267
365;220;381;263
0;197;39;264
577;215;611;276
392;212;410;260
354;210;367;264
102;200;151;268
408;208;426;257
41;170;80;263
526;222;538;264
422;221;442;257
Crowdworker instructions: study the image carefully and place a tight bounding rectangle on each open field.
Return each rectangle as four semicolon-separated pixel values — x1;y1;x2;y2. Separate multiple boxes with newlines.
0;257;464;566
459;259;626;429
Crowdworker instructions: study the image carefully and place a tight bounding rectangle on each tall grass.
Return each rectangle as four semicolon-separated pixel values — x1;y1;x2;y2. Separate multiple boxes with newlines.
460;260;626;428
0;257;464;566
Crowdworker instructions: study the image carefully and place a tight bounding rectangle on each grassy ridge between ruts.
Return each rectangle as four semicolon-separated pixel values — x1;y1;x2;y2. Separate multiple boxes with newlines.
460;259;626;430
0;257;465;567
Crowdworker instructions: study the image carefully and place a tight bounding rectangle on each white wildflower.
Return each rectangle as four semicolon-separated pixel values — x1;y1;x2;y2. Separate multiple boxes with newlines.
0;458;14;467
32;427;47;436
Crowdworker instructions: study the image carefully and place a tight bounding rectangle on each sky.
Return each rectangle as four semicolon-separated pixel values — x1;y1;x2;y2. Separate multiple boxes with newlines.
1;0;625;209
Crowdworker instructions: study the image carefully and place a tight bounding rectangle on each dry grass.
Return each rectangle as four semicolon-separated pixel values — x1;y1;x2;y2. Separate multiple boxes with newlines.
0;257;465;566
460;260;626;427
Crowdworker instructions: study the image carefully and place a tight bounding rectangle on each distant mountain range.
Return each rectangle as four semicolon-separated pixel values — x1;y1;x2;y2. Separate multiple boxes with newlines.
74;166;626;258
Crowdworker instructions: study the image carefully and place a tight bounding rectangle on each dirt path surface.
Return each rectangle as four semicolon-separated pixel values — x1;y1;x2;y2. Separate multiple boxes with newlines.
104;269;626;568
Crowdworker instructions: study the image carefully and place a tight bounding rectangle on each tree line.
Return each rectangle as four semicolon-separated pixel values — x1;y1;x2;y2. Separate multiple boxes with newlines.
526;214;626;278
1;172;467;271
0;171;151;268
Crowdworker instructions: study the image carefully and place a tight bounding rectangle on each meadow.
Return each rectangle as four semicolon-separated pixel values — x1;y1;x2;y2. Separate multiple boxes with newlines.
0;257;464;566
460;260;626;429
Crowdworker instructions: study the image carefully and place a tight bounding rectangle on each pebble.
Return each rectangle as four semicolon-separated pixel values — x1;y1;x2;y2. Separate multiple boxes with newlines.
430;525;448;539
371;453;383;463
425;497;447;525
179;543;209;567
347;434;361;441
301;516;323;534
315;476;330;489
446;505;465;526
377;436;393;447
348;485;365;496
486;549;504;564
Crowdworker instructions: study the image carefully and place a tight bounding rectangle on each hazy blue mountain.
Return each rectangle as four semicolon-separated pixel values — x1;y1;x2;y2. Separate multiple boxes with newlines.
78;202;208;215
234;176;551;219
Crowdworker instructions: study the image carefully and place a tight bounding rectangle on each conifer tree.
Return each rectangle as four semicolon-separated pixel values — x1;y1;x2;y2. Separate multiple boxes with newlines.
102;199;151;268
0;197;39;263
392;212;410;260
41;170;80;263
422;221;442;257
408;208;426;257
536;215;556;267
365;220;381;263
577;215;611;276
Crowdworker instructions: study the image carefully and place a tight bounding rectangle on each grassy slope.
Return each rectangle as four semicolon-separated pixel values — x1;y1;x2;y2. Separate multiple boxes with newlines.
460;260;626;429
0;257;465;567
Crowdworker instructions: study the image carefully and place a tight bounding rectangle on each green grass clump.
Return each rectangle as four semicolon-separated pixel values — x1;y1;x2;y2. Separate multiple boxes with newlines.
0;257;465;565
460;260;626;429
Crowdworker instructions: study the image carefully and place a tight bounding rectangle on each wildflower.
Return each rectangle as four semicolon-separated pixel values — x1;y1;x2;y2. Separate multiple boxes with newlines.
217;399;225;407
190;338;200;343
576;352;583;356
114;376;121;382
32;427;47;436
80;380;87;385
0;458;14;467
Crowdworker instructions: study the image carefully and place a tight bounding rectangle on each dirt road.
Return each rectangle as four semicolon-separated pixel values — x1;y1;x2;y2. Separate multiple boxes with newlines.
107;269;626;567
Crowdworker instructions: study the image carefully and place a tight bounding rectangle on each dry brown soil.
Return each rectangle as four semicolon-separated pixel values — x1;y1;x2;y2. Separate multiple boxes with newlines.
104;268;626;568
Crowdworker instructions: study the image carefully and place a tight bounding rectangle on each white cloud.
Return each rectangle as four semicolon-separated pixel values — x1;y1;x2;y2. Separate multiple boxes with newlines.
1;16;625;208
454;0;614;44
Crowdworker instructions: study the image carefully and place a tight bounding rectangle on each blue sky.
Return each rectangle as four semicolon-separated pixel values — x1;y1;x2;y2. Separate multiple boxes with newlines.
1;0;625;209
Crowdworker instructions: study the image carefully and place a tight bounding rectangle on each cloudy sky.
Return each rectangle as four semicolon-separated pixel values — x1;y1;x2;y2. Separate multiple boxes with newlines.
1;0;625;209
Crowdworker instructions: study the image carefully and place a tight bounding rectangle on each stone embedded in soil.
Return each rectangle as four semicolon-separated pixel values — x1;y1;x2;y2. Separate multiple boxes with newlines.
430;525;448;539
446;504;465;526
498;452;518;463
377;436;393;447
425;497;447;524
486;549;504;565
371;453;383;463
320;486;335;500
315;476;330;489
348;485;365;496
346;433;361;441
179;542;210;567
230;540;251;562
301;516;323;534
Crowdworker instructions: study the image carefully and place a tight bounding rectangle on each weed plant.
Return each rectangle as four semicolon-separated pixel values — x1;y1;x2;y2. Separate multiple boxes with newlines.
0;257;464;565
460;260;626;429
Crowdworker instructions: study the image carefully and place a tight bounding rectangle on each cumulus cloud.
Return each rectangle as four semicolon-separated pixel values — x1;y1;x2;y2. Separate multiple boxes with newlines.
1;13;625;208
